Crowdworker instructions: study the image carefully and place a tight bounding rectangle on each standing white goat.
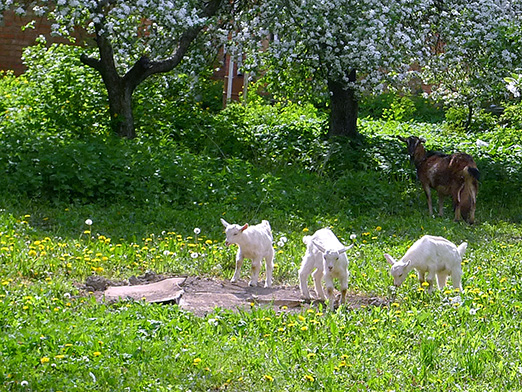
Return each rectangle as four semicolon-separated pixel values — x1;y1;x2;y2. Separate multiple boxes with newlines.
384;235;467;292
220;218;274;288
299;228;353;310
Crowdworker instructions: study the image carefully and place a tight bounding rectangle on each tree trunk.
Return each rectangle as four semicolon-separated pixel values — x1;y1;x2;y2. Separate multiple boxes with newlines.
327;70;358;138
106;81;136;139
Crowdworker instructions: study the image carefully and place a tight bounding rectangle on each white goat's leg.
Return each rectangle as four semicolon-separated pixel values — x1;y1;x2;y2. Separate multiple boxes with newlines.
339;278;348;306
436;272;448;290
249;257;261;286
264;252;274;288
425;271;435;293
298;259;315;299
451;268;463;292
312;268;326;300
324;275;335;310
417;271;426;284
231;253;244;283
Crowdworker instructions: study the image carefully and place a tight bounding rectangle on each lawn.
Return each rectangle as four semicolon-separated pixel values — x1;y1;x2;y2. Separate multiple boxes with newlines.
1;98;522;390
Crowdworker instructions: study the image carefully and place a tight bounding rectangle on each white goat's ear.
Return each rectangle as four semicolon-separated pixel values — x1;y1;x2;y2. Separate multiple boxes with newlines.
220;218;230;228
312;240;326;253
384;254;395;265
405;259;411;268
339;243;354;253
240;223;249;232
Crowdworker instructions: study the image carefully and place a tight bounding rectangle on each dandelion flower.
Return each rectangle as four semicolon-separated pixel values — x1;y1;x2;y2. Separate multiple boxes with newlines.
263;374;274;382
40;357;50;364
190;252;198;259
350;234;357;240
194;228;201;235
304;375;315;382
85;219;93;226
21;381;28;387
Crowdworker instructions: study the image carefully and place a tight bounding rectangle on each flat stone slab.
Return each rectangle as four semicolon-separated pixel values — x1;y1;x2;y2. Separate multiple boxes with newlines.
103;277;186;304
94;275;388;316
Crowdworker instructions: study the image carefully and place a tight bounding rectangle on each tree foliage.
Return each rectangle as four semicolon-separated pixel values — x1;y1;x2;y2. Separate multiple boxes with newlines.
423;0;522;128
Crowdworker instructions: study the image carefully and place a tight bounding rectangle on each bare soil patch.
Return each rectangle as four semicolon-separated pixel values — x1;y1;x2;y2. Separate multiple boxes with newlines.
84;273;388;316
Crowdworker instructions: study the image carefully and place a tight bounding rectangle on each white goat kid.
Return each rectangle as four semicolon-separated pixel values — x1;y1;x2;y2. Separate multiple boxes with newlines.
299;228;353;310
221;218;274;288
384;235;467;293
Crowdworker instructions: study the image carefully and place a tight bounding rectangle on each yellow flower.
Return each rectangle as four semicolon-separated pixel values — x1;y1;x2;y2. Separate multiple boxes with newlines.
40;357;50;364
263;374;274;382
375;226;382;231
301;326;308;331
304;375;315;382
421;281;430;287
93;351;101;357
193;358;202;365
303;227;309;232
298;315;306;321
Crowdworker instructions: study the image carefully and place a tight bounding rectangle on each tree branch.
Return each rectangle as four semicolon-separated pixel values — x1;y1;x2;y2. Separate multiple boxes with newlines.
123;0;223;90
80;53;103;72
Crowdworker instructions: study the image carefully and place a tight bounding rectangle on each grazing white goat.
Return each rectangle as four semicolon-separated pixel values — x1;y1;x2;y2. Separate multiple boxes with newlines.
384;235;467;292
220;218;274;288
299;228;353;310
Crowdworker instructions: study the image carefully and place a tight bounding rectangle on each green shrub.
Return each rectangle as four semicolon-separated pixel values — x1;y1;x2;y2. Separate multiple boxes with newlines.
500;103;522;130
20;42;110;137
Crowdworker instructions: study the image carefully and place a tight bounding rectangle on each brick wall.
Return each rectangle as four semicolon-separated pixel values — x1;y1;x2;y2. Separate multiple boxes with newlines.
0;10;82;75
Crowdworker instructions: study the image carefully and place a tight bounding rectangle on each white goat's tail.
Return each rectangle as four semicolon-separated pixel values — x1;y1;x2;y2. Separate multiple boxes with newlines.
457;242;468;258
261;220;273;240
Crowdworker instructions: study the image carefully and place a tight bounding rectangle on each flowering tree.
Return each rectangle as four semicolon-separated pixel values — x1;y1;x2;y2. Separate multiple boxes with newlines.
423;0;522;129
1;0;227;138
233;0;432;137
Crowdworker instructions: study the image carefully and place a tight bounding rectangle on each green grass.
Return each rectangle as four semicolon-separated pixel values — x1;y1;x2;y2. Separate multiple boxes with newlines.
2;192;522;390
2;105;522;390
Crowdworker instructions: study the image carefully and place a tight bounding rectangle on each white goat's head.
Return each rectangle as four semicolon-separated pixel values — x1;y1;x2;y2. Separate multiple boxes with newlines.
384;254;411;287
312;240;352;272
221;218;248;246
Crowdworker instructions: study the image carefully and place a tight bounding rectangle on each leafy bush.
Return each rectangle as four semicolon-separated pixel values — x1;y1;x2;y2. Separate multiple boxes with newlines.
20;42;110;137
360;93;444;122
500;103;522;130
444;106;498;132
